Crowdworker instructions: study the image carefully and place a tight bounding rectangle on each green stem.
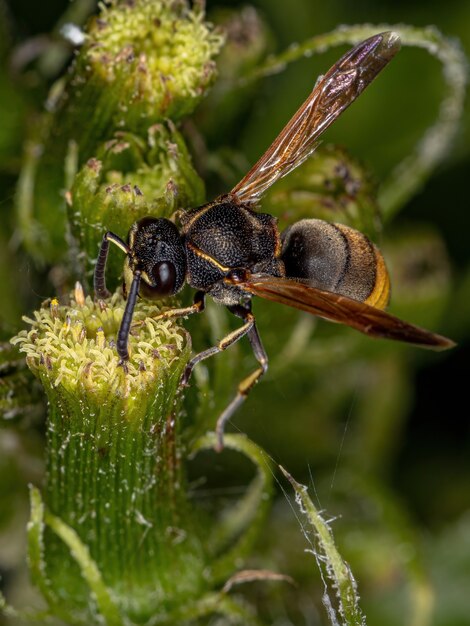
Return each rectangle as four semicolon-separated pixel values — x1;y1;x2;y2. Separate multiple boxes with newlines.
40;354;205;621
191;433;274;584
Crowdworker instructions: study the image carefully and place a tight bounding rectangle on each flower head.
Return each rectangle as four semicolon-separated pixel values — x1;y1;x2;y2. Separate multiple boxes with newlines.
12;284;190;408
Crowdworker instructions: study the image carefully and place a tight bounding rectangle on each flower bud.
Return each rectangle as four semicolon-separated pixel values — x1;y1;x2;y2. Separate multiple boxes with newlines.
263;145;381;239
17;0;222;265
69;123;204;287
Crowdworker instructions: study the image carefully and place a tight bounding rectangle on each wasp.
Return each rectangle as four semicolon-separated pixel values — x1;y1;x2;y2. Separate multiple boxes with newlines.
94;32;454;449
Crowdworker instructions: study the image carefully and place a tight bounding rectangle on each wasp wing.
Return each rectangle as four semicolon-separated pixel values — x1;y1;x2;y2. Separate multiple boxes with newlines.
230;32;400;205
227;273;454;350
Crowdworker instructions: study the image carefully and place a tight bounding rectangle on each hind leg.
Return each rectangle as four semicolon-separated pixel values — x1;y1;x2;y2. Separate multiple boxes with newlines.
180;302;268;450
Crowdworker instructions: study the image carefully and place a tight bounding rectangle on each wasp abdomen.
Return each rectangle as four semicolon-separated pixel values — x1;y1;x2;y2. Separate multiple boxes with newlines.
281;219;390;309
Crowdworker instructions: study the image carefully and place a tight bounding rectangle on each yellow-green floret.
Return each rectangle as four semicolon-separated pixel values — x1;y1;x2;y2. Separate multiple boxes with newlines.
11;284;190;399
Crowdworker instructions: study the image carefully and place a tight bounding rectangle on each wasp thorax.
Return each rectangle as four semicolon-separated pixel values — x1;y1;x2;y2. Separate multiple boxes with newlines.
128;217;186;298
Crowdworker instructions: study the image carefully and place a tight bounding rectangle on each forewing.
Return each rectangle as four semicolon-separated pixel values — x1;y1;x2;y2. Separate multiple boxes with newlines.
228;274;454;350
230;32;400;205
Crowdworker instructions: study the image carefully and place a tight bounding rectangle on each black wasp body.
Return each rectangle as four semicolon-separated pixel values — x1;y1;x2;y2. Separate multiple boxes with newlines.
94;33;453;449
176;198;282;304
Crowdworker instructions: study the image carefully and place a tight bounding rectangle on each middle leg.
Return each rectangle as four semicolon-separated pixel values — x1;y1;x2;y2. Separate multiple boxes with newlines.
180;303;256;387
131;291;206;332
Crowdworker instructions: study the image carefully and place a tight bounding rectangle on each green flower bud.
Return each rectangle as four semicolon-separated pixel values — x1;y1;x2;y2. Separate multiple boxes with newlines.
11;285;209;620
69;123;205;287
17;0;223;265
83;0;224;127
197;6;272;143
263;145;381;239
384;228;451;329
13;286;189;398
214;6;271;80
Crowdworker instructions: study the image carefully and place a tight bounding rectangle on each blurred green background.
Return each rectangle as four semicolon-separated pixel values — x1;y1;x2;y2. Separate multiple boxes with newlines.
1;0;469;624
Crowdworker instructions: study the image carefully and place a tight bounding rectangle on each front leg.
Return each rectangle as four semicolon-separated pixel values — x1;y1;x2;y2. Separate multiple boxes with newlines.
117;271;141;361
94;231;130;299
130;291;206;333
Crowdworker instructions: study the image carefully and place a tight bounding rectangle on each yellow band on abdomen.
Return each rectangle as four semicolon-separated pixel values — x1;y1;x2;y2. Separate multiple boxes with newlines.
364;246;390;310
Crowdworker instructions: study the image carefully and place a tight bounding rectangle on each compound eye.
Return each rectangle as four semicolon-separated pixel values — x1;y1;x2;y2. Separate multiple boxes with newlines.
150;261;177;296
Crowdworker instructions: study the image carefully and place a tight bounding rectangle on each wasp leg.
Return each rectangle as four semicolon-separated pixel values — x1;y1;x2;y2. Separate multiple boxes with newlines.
179;303;268;451
117;271;141;362
130;291;206;333
155;291;206;321
180;303;255;386
215;316;267;452
94;231;130;299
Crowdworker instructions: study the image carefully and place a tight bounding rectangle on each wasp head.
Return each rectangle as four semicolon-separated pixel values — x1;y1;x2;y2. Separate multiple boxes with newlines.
126;217;186;299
